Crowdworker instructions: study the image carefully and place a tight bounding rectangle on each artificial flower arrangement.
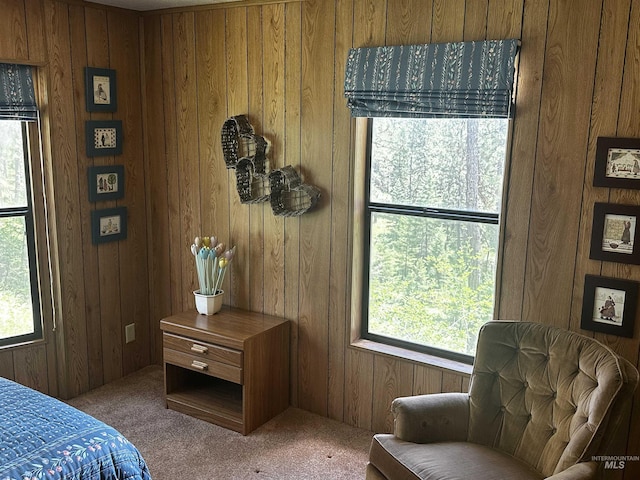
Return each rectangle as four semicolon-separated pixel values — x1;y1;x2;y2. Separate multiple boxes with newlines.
190;236;236;296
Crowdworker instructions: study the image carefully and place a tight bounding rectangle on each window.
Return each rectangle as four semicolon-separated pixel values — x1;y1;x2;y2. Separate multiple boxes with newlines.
0;62;42;348
361;117;509;362
344;40;519;363
0;120;42;347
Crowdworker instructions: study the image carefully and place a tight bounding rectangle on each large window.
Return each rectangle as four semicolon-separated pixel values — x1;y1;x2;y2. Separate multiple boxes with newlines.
345;39;518;363
361;117;509;362
0;120;42;347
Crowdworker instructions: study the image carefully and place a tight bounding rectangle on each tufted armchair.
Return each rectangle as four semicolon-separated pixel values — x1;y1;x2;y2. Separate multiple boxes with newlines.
366;321;639;480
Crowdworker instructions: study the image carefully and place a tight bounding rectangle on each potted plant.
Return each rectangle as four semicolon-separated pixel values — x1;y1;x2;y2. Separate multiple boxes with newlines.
190;236;236;315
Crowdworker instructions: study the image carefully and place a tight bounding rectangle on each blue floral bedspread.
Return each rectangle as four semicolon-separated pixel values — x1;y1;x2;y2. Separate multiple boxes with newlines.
0;377;152;480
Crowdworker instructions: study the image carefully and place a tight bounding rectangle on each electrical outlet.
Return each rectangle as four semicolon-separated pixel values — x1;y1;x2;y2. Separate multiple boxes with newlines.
125;323;135;343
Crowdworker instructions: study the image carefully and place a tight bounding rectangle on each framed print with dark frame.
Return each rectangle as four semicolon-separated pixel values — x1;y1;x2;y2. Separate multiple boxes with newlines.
91;207;127;244
581;274;637;338
589;202;640;264
593;137;640;189
85;67;117;112
86;120;123;157
87;165;124;202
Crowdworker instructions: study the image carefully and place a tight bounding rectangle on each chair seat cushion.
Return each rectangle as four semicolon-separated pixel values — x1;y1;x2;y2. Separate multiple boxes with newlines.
370;434;545;480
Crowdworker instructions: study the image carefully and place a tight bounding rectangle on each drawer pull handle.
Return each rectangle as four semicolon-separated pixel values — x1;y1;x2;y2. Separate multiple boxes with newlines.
191;344;208;354
191;360;208;371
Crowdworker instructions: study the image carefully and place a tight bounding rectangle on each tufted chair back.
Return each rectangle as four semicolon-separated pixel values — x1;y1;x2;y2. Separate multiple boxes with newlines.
468;321;638;477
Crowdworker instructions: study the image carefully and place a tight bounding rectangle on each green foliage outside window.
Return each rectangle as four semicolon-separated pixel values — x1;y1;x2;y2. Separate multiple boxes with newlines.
0;120;36;341
366;118;508;357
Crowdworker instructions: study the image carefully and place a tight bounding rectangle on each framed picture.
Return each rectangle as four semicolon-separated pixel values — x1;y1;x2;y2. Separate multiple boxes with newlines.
91;207;127;244
581;274;637;338
590;202;640;264
85;67;117;112
87;165;124;202
85;120;123;157
594;137;640;189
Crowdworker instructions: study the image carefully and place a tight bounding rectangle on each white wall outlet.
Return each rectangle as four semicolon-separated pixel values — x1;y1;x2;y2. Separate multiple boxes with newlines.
125;323;135;343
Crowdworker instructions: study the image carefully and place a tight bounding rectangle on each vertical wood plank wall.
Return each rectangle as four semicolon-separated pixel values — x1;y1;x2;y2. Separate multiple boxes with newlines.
0;0;149;399
1;0;639;474
142;0;640;471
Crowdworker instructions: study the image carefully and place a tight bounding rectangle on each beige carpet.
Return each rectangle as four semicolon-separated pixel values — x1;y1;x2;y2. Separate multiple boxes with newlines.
67;365;374;480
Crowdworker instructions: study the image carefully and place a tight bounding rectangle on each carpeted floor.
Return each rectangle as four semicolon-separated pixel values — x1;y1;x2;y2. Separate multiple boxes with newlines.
67;365;374;480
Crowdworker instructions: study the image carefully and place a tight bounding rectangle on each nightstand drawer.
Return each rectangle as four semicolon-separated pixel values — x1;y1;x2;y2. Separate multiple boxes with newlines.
163;348;243;384
163;332;242;367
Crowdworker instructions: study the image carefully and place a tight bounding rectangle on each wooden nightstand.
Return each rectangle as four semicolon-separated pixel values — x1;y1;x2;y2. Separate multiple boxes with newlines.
160;307;290;435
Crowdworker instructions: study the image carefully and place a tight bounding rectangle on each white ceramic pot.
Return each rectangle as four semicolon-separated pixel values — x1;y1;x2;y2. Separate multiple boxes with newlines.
193;289;224;315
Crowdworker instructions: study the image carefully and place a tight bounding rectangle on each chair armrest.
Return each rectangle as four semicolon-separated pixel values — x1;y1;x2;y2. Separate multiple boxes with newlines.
391;392;469;444
544;461;598;479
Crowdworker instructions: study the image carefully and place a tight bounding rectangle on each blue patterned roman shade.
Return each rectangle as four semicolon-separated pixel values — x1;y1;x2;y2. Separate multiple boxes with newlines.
0;63;38;121
344;39;519;118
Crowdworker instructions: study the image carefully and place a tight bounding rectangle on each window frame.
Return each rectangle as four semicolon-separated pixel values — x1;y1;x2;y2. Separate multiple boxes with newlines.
355;117;507;365
0;121;43;348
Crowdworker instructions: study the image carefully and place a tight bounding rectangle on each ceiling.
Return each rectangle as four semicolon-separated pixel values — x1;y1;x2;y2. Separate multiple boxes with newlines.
85;0;241;11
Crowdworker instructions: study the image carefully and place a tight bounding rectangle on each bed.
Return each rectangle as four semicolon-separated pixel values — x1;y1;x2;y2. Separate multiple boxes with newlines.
0;376;151;480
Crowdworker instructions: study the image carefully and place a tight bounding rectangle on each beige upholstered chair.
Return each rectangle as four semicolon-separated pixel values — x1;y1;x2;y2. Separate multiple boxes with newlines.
366;321;639;480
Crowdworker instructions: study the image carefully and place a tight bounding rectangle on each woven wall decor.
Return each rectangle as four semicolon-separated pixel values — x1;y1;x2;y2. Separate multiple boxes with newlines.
269;166;321;216
221;114;271;204
221;115;269;170
221;115;321;214
236;157;271;204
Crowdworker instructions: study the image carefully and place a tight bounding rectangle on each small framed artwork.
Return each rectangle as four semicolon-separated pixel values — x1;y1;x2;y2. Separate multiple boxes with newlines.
594;137;640;189
86;120;123;157
581;274;637;338
87;165;124;202
85;67;117;112
590;203;640;264
91;207;127;244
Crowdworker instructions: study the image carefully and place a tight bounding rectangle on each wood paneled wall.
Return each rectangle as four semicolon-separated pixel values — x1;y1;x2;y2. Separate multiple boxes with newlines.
142;0;640;471
1;0;639;475
137;0;488;420
46;0;150;398
0;0;150;399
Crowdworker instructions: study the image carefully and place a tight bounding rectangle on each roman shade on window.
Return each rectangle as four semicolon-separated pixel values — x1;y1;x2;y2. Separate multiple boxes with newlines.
0;63;38;121
344;39;519;119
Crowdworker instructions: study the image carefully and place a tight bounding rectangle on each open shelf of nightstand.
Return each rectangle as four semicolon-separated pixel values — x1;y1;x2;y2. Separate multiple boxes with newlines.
165;365;243;430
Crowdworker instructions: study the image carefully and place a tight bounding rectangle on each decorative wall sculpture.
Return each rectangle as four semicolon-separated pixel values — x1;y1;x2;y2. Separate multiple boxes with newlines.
221;115;270;204
221;115;320;215
269;166;320;217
